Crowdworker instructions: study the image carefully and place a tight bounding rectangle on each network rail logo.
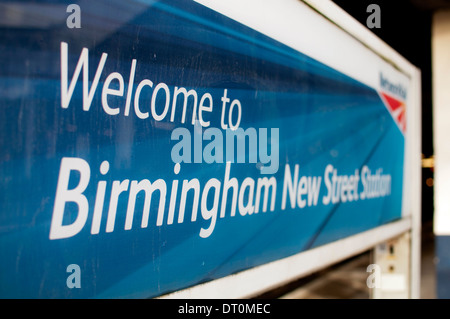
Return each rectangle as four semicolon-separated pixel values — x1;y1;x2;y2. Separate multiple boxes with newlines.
379;73;407;133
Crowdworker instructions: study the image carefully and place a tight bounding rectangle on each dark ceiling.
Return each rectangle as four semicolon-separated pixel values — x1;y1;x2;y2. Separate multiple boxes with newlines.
410;0;450;10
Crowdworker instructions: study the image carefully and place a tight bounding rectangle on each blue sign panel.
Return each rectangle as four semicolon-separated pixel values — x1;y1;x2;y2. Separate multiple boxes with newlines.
0;0;405;298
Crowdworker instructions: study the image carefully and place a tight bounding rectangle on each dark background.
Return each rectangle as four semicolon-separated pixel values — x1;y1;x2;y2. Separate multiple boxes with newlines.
331;0;450;223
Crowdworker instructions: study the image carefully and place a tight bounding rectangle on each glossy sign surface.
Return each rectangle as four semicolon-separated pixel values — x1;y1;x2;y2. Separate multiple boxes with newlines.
0;0;405;297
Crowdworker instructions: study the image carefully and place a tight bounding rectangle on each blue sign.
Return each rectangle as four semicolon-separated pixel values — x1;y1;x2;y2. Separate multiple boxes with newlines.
0;0;405;298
